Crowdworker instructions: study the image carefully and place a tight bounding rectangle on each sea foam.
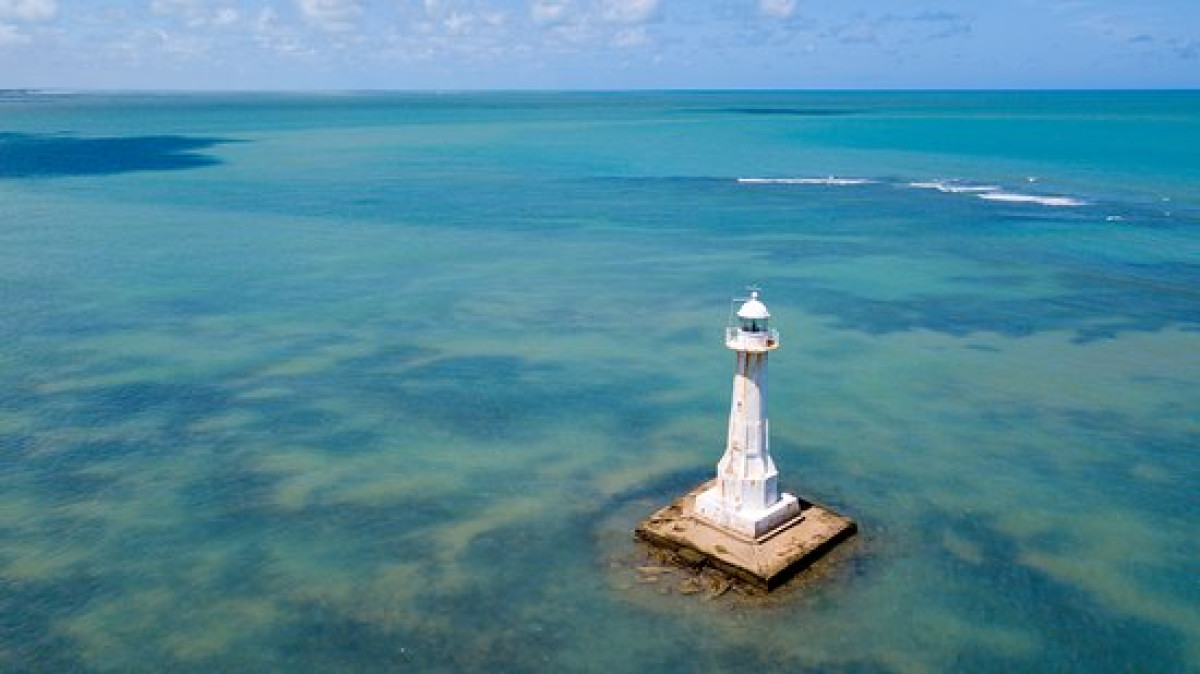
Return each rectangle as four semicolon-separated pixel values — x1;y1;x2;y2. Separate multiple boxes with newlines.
909;180;1087;207
908;180;1000;194
977;192;1087;207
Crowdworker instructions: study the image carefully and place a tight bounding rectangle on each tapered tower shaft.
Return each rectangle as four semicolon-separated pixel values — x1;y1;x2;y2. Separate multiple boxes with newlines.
695;291;800;538
716;349;779;510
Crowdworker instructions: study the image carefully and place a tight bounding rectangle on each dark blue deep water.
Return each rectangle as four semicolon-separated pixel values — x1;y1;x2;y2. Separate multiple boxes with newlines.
1;91;1197;671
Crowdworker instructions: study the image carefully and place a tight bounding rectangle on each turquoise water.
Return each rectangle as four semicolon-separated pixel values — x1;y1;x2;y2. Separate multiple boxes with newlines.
1;91;1197;671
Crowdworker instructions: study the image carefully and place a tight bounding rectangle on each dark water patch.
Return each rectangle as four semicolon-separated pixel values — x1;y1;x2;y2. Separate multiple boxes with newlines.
707;650;892;674
273;511;582;670
966;343;1002;352
0;574;97;672
278;603;420;672
772;273;1198;340
2;437;148;503
251;403;340;437
283;581;569;671
764;239;887;263
339;344;441;373
52;438;156;464
355;354;680;443
180;462;283;526
418;569;570;669
786;286;1001;337
149;295;242;319
0;432;34;457
88;380;226;418
402;355;542;386
263;498;462;565
0;305;158;345
0;132;238;178
73;380;236;445
52;461;129;502
1;380;239;500
1051;410;1197;519
319;427;384;453
923;511;1189;672
770;437;864;512
947;274;1035;288
664;326;705;345
224;400;388;462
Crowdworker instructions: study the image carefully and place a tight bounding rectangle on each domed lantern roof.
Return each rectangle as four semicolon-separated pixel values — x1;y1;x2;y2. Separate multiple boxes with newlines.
736;291;770;320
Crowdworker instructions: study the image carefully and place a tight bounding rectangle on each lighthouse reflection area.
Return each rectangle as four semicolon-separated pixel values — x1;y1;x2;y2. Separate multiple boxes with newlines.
0;92;1195;673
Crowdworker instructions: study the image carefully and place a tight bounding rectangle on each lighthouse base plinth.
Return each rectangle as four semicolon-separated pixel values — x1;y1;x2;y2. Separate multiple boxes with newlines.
694;488;801;539
634;480;856;591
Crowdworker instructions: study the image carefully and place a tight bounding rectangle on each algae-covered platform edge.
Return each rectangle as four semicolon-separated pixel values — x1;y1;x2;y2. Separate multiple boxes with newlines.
634;480;857;591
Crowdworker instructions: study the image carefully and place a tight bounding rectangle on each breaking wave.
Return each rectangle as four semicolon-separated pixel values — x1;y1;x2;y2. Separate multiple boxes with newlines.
976;192;1088;207
908;180;1087;207
736;176;1089;207
908;180;1001;194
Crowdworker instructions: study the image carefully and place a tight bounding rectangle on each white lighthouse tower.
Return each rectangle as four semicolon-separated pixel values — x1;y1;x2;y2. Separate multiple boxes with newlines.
695;290;801;539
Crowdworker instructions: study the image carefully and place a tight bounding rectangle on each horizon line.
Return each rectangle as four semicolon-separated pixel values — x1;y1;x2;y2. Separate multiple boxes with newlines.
6;86;1199;95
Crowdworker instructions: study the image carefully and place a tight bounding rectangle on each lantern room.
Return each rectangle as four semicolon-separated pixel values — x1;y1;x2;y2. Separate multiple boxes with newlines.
725;291;779;352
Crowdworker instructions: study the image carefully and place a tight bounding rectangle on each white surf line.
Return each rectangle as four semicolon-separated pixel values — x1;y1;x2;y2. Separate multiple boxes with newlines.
977;192;1088;207
908;180;1001;194
908;179;1087;207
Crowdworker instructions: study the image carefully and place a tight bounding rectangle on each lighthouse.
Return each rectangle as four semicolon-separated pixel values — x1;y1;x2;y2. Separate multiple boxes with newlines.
633;288;856;591
694;291;801;539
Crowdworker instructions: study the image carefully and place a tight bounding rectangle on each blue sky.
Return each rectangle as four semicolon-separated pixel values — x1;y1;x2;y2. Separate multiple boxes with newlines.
1;0;1197;89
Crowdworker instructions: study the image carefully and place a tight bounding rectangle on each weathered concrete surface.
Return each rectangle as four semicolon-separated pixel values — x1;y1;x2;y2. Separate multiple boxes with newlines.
634;480;856;591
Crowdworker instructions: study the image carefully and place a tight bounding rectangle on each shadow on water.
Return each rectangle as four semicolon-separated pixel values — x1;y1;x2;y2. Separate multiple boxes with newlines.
0;132;238;178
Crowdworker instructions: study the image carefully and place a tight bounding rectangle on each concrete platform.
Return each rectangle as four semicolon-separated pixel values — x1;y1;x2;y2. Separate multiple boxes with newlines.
634;480;856;591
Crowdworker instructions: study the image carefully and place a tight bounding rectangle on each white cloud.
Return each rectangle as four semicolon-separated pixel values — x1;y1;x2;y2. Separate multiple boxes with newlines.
157;29;213;58
296;0;362;32
758;0;796;20
531;0;571;26
255;6;314;56
612;25;647;48
151;1;240;28
481;10;505;27
526;0;663;52
0;0;56;22
151;0;190;15
543;19;592;45
444;11;472;34
0;22;30;45
827;21;876;45
599;0;656;24
213;7;238;26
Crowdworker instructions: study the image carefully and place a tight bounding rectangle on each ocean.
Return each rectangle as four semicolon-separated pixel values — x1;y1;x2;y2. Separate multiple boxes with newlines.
0;90;1196;671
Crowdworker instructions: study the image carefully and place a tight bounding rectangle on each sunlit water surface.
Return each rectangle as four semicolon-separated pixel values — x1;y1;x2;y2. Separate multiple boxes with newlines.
0;91;1197;672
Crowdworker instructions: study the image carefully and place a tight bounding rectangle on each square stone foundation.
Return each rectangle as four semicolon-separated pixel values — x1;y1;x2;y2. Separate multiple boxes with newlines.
634;480;856;591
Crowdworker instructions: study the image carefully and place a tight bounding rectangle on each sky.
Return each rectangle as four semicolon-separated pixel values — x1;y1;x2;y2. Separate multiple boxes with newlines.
0;0;1197;89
